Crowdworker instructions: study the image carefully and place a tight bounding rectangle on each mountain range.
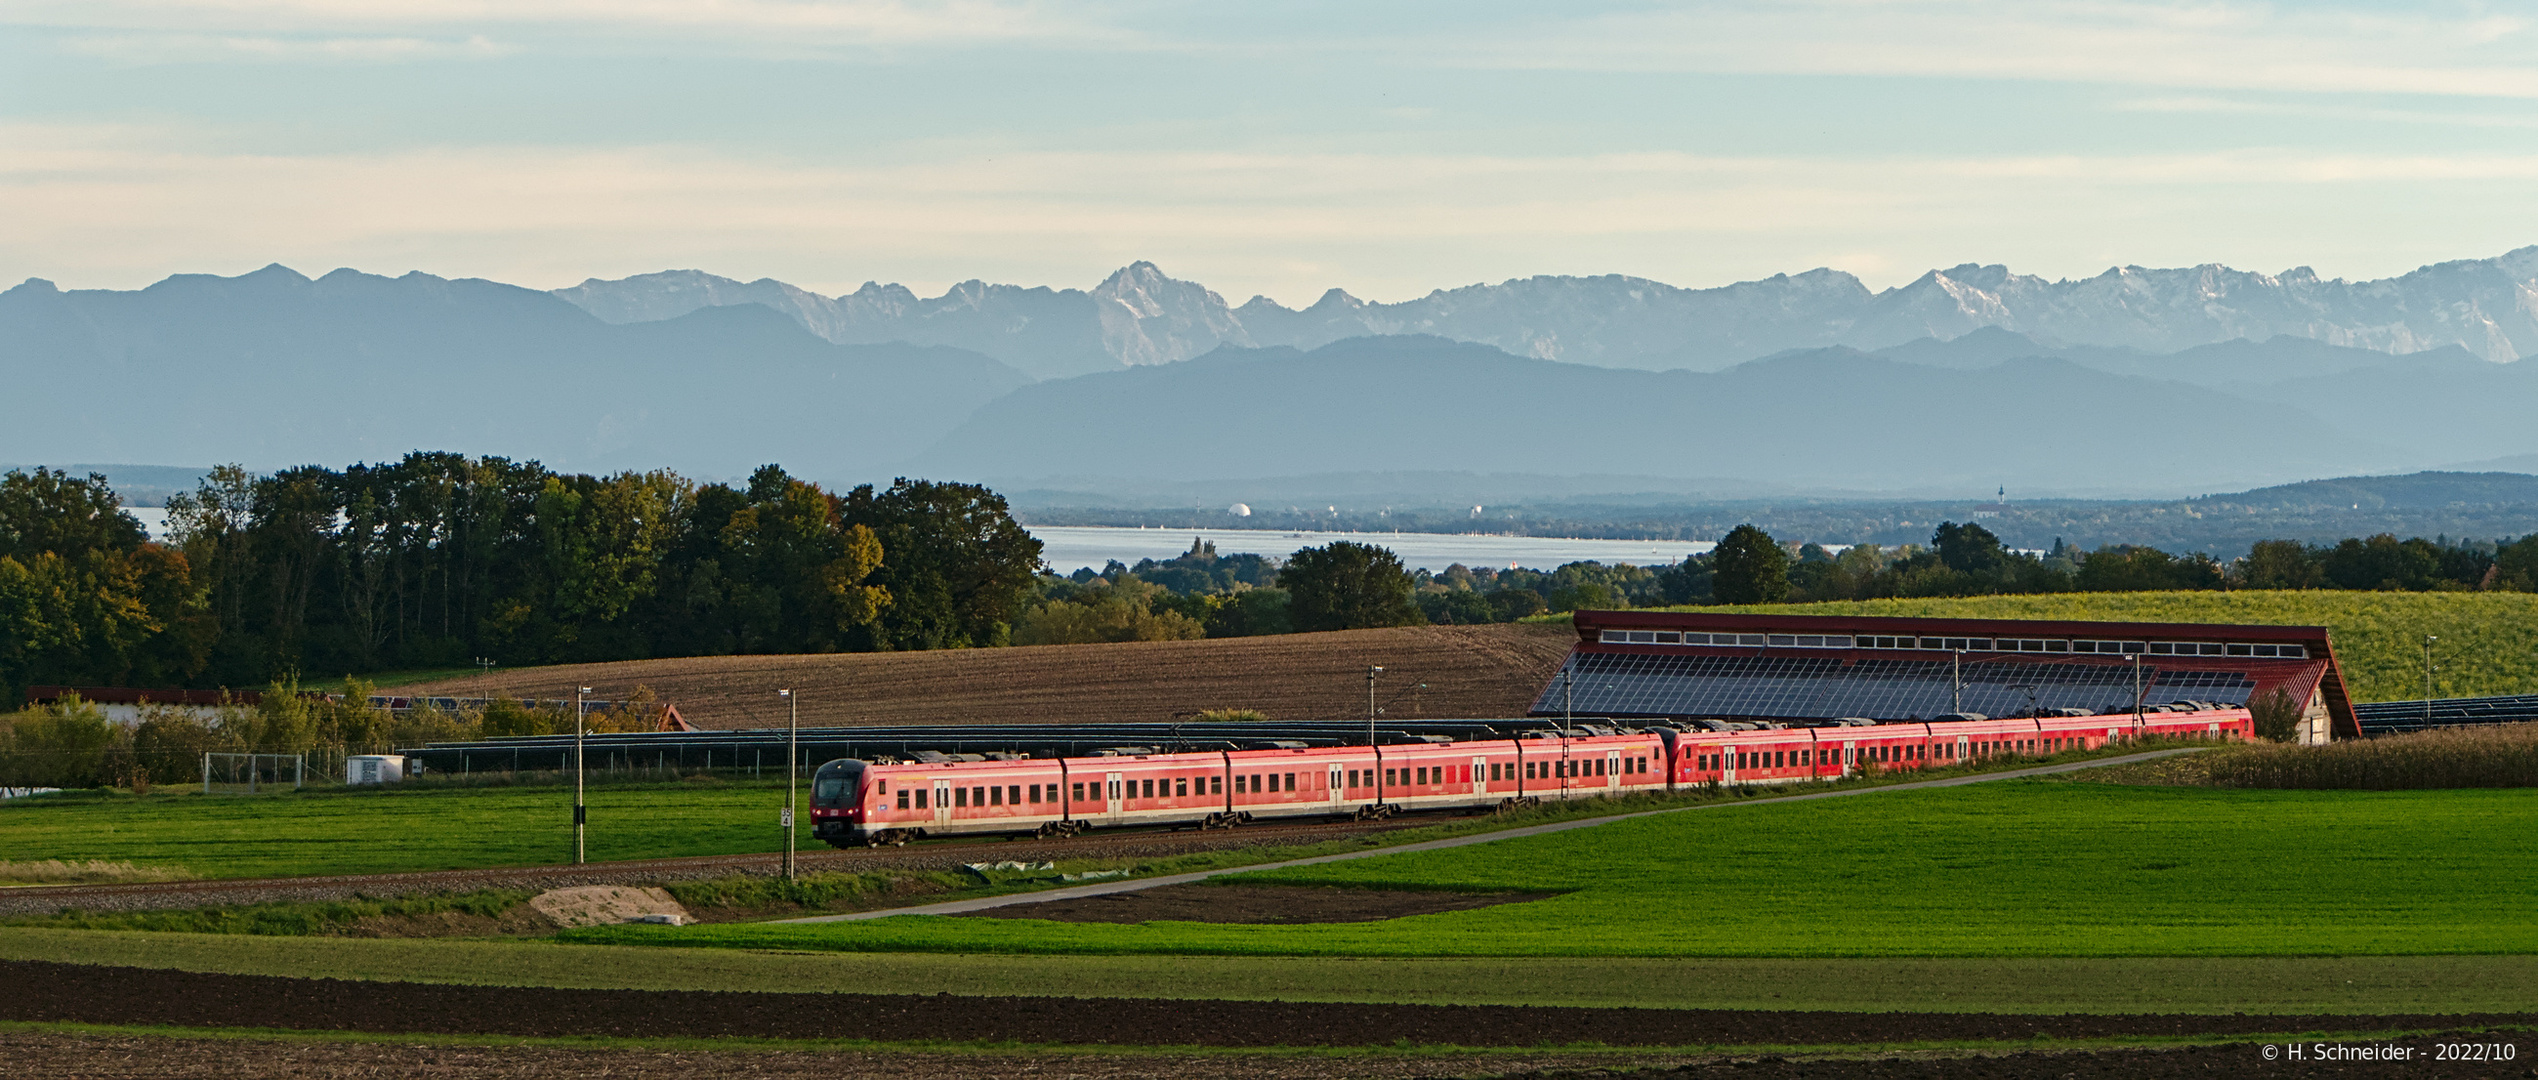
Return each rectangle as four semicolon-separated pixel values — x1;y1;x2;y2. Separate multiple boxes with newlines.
10;251;2538;498
0;265;1027;480
555;249;2538;379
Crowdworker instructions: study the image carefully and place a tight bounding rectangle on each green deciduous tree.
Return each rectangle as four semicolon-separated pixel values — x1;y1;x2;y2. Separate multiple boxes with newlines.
844;478;1041;650
1281;542;1421;632
1710;524;1790;605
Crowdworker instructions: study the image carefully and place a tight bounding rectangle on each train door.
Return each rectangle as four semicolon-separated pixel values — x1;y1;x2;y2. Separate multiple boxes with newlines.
1471;756;1488;797
1841;741;1856;777
1605;750;1622;791
1722;745;1737;783
931;780;952;830
1103;771;1124;820
1329;766;1345;810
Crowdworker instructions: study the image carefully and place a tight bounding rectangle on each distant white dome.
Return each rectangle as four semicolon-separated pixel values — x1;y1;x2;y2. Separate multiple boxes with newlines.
1228;503;1251;516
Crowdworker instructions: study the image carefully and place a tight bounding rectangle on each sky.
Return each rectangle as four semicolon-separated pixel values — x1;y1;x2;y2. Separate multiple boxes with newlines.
6;1;2538;305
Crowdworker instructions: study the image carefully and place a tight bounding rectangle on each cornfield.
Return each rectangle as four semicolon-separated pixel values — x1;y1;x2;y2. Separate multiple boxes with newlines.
2197;723;2538;789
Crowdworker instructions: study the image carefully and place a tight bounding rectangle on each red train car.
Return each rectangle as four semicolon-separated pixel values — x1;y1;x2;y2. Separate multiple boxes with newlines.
809;706;2255;847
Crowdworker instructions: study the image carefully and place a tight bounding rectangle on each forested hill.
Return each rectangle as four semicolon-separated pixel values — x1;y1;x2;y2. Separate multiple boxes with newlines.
911;335;2397;495
0;266;1028;480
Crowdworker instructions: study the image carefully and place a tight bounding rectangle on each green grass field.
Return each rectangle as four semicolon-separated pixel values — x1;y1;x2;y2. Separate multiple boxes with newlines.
571;782;2538;958
3;927;2530;1014
1623;590;2538;704
0;778;793;879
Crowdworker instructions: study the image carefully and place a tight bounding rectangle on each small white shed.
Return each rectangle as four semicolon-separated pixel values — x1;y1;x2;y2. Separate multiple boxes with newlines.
345;755;409;785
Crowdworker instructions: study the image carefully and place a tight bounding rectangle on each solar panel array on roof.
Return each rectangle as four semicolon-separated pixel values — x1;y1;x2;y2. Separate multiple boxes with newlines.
1531;651;2276;722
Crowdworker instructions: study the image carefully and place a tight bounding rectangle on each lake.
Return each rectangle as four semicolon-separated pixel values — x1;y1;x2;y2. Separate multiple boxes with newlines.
1028;525;1711;574
125;512;1709;575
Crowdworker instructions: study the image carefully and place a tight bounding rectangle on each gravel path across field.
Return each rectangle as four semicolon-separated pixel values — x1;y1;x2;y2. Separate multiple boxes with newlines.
787;748;2211;923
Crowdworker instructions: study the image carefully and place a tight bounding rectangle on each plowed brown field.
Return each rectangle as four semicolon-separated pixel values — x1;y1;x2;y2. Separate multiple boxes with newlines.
394;624;1577;729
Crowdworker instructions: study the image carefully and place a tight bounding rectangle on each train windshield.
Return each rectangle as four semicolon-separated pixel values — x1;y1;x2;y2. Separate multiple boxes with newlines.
810;761;865;807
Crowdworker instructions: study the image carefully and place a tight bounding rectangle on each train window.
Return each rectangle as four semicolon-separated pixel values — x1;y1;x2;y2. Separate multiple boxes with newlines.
877;780;888;794
974;786;986;806
915;789;928;809
1140;779;1155;799
1284;773;1296;791
897;791;910;810
1175;778;1188;797
1211;777;1224;794
953;787;967;807
1415;767;1427;784
989;786;1002;806
1595;759;1607;776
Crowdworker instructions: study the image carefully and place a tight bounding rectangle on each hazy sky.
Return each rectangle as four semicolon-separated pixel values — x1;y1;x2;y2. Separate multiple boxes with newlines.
6;1;2538;304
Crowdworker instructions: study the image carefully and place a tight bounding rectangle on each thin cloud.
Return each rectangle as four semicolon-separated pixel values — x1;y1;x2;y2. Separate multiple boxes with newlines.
61;32;515;62
4;0;1139;48
2115;94;2538;128
7;126;2535;298
1451;1;2538;99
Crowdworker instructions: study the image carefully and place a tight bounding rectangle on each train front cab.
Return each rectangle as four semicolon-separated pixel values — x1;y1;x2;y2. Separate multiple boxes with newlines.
809;758;871;846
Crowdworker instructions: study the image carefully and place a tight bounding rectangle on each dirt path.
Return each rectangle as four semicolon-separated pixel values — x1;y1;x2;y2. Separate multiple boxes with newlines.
5;959;2529;1048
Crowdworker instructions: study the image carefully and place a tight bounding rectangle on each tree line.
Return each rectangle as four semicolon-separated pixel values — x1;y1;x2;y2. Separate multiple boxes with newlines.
11;454;2538;707
1017;520;2538;642
1696;521;2538;605
0;458;1041;703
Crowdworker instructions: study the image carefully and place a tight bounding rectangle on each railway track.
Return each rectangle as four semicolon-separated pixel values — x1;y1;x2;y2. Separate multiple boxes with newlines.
0;816;1437;916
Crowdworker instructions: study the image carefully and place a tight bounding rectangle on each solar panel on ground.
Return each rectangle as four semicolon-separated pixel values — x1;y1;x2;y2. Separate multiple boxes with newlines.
2353;694;2538;735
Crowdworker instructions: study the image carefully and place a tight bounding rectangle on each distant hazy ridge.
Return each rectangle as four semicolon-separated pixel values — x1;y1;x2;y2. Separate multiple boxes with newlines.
555;250;2538;379
10;249;2538;496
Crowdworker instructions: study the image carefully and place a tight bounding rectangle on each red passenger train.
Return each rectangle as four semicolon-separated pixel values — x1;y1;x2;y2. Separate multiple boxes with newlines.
808;708;2248;847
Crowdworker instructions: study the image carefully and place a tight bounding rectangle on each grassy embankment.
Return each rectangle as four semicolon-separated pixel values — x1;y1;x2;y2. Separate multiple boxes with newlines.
1616;590;2538;703
0;776;799;880
569;781;2537;958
